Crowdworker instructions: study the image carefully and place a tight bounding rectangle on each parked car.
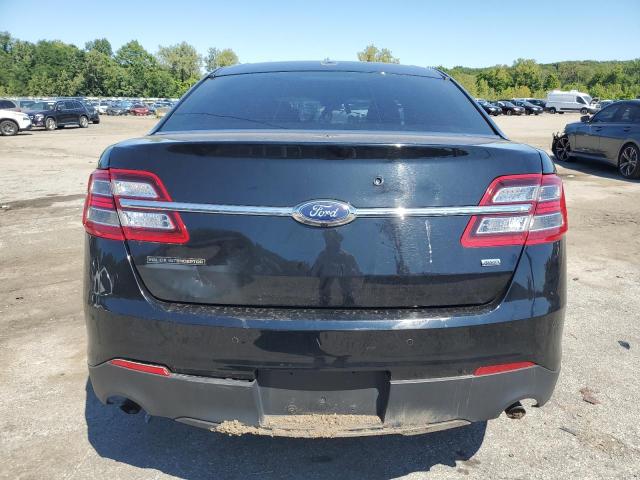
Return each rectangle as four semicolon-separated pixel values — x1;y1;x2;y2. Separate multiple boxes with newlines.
511;100;543;115
495;100;525;116
552;100;640;178
16;99;36;110
25;100;91;130
527;99;547;110
83;103;101;124
83;61;567;437
94;101;110;114
546;90;598;115
476;99;502;116
106;102;131;116
129;103;150;116
0;109;31;136
598;100;615;109
0;99;20;111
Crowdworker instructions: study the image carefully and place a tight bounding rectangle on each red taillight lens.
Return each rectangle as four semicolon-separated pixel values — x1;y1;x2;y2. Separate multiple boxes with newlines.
473;361;535;376
461;174;567;248
82;169;189;244
109;359;171;376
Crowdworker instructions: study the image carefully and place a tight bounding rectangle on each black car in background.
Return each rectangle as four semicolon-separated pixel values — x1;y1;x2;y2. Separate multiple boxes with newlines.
553;100;640;178
84;61;567;437
476;99;502;116
26;99;91;130
527;99;547;110
83;103;101;124
512;100;543;115
495;100;525;116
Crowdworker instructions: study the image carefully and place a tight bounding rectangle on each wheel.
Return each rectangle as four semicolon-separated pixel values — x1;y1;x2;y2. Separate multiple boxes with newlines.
92;119;100;124
553;135;574;162
549;107;556;114
506;110;512;116
526;110;531;115
580;108;588;114
0;119;19;136
618;144;640;179
79;116;89;128
45;117;56;131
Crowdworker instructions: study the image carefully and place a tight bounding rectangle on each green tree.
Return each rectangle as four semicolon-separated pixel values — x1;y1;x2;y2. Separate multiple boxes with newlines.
114;40;175;96
85;38;112;57
543;72;560;91
511;58;542;91
478;66;512;94
357;44;399;63
157;42;201;83
204;47;239;70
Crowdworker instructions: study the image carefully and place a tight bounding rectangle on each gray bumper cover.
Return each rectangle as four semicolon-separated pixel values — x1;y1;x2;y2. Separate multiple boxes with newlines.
89;363;558;437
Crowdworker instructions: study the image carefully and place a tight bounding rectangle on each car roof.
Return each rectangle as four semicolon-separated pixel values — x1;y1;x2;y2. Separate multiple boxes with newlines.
212;61;444;79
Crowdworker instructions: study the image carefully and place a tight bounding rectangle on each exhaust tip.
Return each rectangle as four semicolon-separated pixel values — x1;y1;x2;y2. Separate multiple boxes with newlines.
119;399;142;415
505;401;526;420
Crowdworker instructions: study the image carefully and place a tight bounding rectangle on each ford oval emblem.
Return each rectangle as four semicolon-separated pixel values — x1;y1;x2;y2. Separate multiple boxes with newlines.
292;199;356;227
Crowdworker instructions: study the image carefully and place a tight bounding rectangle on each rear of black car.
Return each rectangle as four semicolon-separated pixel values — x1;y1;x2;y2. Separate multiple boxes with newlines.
83;62;567;437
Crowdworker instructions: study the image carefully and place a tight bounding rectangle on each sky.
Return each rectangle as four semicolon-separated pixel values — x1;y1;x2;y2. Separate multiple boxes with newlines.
1;0;639;68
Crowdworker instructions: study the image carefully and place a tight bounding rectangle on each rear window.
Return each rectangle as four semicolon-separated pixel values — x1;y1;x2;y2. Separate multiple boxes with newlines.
159;71;494;135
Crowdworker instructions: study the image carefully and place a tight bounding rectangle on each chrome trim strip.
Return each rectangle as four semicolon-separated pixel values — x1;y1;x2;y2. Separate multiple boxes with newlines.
119;199;531;217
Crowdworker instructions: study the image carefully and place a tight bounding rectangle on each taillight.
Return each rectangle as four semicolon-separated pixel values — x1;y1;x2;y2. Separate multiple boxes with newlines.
82;169;189;243
461;174;567;248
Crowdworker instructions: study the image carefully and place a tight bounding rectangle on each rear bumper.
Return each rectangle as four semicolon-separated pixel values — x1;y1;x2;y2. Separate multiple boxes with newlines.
90;361;558;437
84;235;566;435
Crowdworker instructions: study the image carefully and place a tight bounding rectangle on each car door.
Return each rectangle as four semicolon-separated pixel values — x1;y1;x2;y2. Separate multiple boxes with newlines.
597;103;640;164
579;103;621;157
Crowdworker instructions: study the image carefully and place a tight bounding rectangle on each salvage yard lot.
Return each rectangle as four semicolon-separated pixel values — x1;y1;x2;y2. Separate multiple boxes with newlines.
1;115;639;479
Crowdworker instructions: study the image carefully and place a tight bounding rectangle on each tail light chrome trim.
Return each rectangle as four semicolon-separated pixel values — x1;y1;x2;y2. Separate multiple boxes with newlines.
118;198;532;218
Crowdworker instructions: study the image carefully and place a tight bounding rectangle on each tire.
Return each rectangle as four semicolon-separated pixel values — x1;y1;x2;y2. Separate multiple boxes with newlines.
45;117;56;131
580;108;588;114
79;116;89;128
559;111;565;115
506;110;512;116
549;107;556;114
92;119;100;124
553;134;574;162
0;119;19;136
618;144;640;179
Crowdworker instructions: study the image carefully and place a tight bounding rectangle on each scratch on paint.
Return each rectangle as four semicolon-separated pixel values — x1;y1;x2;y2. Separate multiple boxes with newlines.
424;219;433;264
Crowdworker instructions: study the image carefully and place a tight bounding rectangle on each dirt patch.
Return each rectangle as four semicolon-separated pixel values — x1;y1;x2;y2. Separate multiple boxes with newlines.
215;414;383;438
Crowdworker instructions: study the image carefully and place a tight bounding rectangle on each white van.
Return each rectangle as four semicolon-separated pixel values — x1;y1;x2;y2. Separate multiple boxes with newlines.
546;90;598;114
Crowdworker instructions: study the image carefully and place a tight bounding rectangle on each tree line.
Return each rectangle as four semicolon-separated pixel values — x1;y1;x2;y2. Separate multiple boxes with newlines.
0;32;239;98
1;35;638;100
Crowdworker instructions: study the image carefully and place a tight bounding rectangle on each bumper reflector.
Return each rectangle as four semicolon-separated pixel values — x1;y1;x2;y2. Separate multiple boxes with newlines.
109;359;171;377
473;361;535;376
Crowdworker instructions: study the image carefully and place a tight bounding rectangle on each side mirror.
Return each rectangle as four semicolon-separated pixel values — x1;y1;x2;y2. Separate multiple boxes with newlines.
56;104;64;111
580;115;590;123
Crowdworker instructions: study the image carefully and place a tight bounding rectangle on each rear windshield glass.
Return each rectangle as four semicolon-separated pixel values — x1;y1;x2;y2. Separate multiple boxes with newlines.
159;71;494;135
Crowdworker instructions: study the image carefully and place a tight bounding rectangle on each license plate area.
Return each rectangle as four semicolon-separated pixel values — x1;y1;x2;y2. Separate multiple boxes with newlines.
256;370;390;418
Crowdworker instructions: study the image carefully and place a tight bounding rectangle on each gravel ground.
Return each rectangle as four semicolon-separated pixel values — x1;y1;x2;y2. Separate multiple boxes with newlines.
0;114;639;479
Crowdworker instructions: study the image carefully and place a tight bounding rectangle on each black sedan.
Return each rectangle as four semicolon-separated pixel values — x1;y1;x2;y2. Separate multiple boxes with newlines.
83;61;567;437
512;100;543;115
25;99;91;130
553;100;640;178
476;99;502;116
495;100;525;116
